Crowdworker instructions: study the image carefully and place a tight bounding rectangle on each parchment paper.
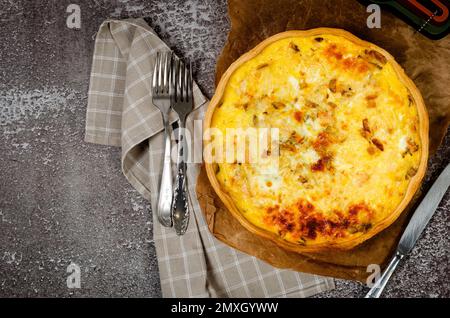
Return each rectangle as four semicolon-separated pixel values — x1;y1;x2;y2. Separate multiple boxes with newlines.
197;0;450;281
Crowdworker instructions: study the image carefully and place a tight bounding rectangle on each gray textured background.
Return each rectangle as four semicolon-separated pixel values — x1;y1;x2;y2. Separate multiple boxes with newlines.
0;0;448;298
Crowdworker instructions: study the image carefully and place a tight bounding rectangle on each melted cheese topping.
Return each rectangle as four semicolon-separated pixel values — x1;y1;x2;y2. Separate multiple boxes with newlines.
211;35;421;246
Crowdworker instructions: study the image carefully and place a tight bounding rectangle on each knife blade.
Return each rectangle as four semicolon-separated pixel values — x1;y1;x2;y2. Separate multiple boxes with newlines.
398;163;450;255
366;163;450;298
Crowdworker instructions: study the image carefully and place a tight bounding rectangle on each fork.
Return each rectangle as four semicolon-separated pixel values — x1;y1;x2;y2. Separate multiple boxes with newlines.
171;58;193;235
152;51;174;227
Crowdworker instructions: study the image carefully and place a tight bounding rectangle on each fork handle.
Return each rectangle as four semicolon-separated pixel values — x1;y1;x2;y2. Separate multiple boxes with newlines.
172;123;190;235
157;121;173;227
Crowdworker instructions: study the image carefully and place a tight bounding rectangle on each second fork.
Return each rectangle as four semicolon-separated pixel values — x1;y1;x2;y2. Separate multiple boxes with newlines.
152;51;174;227
171;58;194;235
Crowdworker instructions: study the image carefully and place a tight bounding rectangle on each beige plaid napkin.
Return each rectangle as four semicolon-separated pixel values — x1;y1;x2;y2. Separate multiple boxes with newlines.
85;18;335;297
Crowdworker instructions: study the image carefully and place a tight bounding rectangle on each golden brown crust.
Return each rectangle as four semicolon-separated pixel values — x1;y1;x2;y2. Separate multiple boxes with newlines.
204;29;429;253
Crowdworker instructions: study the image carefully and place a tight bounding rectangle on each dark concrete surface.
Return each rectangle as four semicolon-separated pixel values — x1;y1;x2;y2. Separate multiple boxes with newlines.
0;0;448;298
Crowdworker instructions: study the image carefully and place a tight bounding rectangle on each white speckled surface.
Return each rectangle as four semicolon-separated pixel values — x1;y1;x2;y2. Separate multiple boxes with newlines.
0;0;448;297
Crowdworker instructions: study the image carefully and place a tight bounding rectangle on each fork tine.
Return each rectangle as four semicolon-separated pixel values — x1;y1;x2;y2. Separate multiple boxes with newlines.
164;51;171;93
170;54;176;98
172;56;179;102
158;51;164;93
179;59;185;102
184;59;189;102
153;52;160;94
187;61;193;102
160;52;165;93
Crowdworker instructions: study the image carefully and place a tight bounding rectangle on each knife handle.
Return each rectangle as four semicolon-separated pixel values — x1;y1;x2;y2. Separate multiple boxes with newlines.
365;252;404;298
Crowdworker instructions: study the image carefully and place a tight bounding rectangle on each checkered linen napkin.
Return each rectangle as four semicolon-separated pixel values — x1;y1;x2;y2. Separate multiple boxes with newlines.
85;18;335;297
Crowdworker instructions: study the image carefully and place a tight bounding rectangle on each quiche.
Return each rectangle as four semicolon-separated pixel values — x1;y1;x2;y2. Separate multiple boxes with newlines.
204;29;429;252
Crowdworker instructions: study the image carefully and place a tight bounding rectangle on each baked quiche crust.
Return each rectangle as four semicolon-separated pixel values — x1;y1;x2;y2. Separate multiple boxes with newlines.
204;29;429;252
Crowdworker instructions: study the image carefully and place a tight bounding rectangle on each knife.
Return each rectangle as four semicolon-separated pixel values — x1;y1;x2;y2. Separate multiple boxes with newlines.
365;163;450;298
